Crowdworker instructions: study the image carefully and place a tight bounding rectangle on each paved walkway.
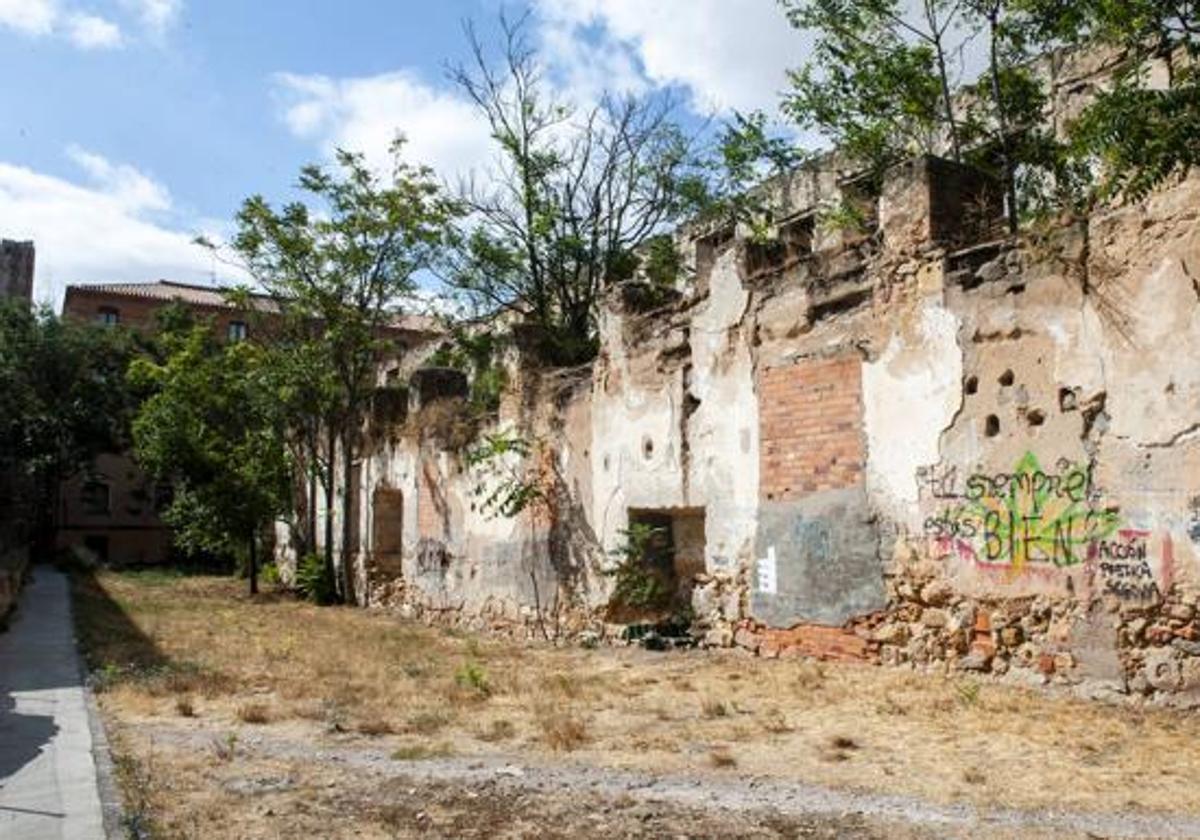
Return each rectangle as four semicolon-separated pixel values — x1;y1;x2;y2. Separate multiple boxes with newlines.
0;568;106;839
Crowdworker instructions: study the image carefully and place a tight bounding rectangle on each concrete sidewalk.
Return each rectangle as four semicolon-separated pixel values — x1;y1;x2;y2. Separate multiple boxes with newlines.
0;568;107;839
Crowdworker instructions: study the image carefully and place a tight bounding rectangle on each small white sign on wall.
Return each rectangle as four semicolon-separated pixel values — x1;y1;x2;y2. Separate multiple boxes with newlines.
756;546;777;594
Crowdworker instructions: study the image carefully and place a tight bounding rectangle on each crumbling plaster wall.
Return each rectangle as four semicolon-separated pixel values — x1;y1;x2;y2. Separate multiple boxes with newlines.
336;151;1200;702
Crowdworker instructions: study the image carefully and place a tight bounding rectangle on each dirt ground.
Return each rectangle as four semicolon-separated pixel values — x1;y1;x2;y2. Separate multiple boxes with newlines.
76;571;1200;839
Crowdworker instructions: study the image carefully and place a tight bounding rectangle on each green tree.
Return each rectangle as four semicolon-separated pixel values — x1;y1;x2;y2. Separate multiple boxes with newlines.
779;0;970;177
446;15;709;365
130;323;291;594
1020;0;1200;202
206;141;458;602
0;301;136;557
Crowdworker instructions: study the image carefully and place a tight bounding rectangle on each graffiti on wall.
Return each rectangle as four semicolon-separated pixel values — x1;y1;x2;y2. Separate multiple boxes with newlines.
1095;529;1158;600
921;452;1120;574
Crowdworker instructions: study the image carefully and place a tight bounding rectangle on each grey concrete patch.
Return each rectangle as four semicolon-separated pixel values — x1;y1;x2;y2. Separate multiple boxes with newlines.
0;567;106;839
753;487;886;627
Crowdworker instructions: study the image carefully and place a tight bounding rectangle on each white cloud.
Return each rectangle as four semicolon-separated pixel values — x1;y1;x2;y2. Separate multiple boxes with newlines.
120;0;180;37
66;144;170;210
0;0;57;35
532;0;807;115
0;150;235;307
0;0;125;50
65;12;122;49
273;70;495;181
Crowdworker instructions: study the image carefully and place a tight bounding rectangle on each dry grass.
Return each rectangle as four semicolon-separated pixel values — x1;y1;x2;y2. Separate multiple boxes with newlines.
535;702;590;751
77;570;1200;823
236;702;272;724
708;747;737;769
392;742;453;761
355;716;394;736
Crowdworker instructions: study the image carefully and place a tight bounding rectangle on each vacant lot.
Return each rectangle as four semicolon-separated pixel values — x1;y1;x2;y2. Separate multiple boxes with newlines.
77;571;1200;838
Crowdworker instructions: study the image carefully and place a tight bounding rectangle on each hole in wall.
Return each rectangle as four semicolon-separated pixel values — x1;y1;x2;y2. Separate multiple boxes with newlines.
998;370;1014;387
642;437;655;460
1027;409;1045;427
964;375;979;395
985;415;1001;437
1059;387;1078;412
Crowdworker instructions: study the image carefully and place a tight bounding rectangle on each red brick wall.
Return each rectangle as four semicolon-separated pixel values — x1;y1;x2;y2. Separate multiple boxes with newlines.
62;289;253;336
759;355;865;501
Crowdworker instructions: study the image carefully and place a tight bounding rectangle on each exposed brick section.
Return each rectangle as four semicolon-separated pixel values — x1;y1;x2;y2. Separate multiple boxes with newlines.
733;620;880;663
417;461;446;540
758;355;865;501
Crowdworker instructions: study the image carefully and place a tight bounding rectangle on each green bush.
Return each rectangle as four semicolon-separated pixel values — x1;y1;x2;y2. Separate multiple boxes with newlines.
295;553;335;605
454;660;491;697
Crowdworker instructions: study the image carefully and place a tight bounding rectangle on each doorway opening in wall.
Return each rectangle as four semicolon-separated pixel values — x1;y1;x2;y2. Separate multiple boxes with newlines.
607;507;705;644
83;534;109;565
370;487;404;582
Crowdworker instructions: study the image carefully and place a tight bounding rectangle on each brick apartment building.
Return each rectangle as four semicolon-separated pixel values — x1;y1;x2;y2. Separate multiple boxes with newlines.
58;279;439;566
59;280;280;564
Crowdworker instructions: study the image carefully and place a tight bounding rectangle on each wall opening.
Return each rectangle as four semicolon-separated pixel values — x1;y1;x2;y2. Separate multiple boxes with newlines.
371;486;404;578
608;507;706;632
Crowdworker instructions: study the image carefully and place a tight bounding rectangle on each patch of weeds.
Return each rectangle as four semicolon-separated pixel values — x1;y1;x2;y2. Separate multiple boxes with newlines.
93;662;124;693
822;734;860;762
402;661;429;679
391;743;453;761
955;681;981;708
454;660;491;698
536;702;590;751
701;697;729;719
760;707;793;734
877;694;908;717
114;752;158;840
174;696;196;717
830;735;859;751
796;661;826;690
708;747;737;769
210;732;238;763
236;702;271;724
542;672;582;699
477;718;516;742
356;716;395;736
406;711;451;735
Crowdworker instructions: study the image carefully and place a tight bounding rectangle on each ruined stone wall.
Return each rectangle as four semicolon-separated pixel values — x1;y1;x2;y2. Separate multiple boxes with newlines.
289;40;1200;703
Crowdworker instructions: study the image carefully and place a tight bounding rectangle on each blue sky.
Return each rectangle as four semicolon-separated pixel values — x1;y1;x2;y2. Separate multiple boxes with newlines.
0;0;807;306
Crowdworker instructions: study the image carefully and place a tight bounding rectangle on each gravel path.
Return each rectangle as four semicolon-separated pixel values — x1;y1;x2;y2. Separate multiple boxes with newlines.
140;721;1200;839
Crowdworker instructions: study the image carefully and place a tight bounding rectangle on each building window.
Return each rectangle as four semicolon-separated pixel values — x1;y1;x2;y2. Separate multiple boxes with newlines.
81;481;110;516
97;307;120;326
228;321;248;342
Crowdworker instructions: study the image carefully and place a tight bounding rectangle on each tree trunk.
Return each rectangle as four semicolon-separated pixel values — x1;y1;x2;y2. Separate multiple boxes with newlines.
324;420;338;601
248;532;259;596
988;6;1019;235
306;426;318;557
340;426;357;606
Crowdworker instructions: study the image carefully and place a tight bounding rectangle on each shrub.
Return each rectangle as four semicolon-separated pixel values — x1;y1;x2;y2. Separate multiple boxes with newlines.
295;553;335;605
536;703;589;751
605;524;673;614
454;660;491;697
259;562;281;586
236;702;271;724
